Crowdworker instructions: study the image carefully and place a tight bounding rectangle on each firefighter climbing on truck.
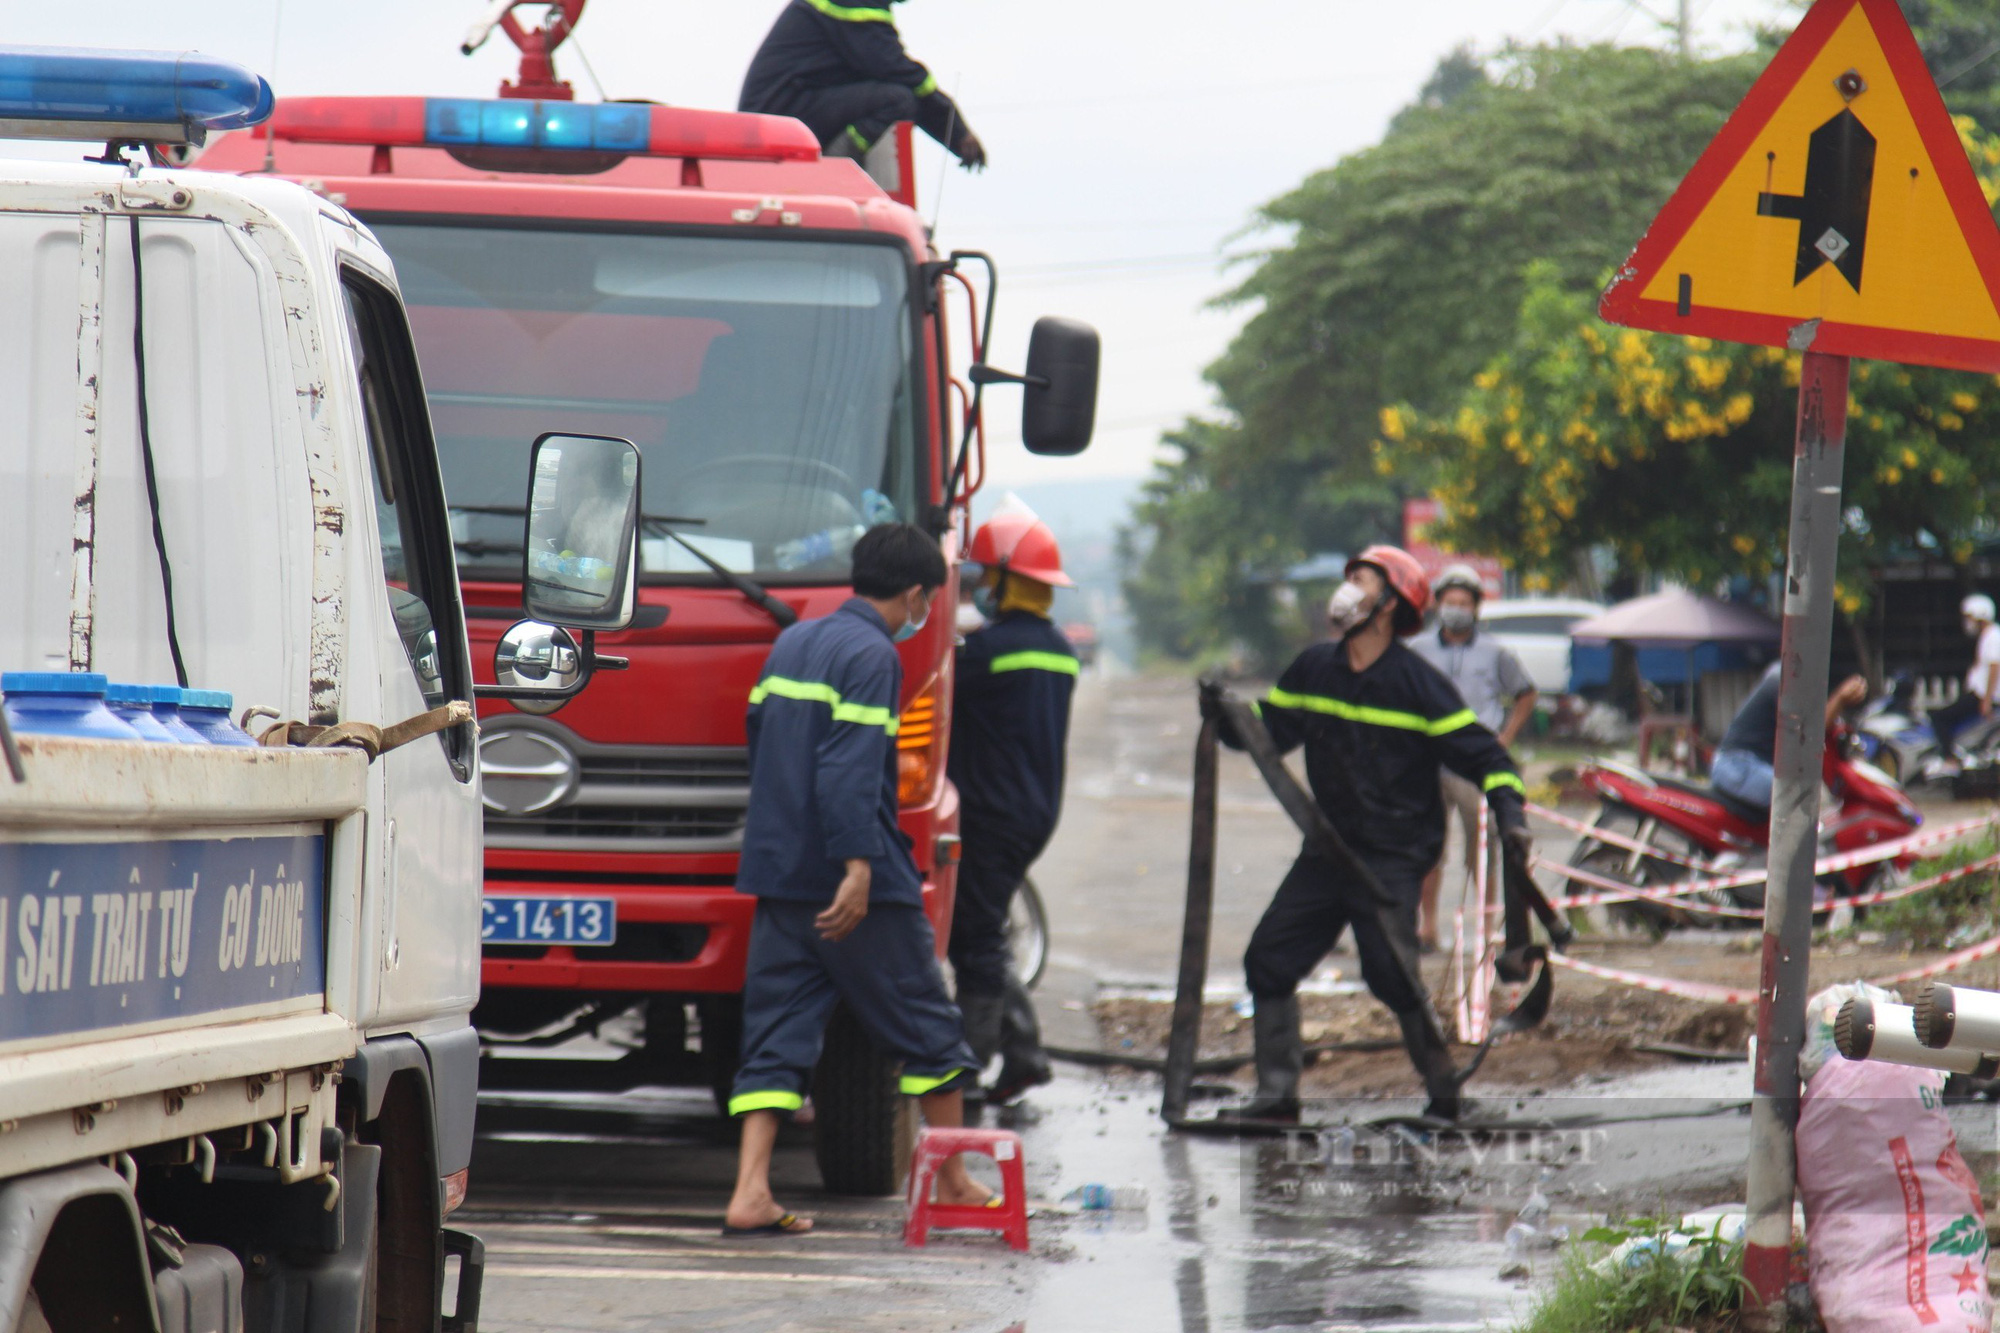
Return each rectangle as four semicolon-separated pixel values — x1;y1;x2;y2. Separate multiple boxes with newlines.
1202;546;1532;1125
740;0;987;169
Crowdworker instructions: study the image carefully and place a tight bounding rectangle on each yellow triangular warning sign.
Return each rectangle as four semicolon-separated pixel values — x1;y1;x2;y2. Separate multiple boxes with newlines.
1600;0;2000;373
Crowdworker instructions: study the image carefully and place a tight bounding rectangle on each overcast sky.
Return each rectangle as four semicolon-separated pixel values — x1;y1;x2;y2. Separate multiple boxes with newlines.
8;0;1792;488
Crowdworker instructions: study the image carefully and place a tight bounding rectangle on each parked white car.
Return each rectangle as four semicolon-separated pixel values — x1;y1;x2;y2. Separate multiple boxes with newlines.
1480;597;1605;696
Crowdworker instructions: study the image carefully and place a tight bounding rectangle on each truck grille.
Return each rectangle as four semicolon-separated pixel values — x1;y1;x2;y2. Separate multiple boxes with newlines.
481;718;748;853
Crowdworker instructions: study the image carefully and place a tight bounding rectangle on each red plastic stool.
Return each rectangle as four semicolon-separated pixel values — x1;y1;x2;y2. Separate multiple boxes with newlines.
903;1127;1029;1252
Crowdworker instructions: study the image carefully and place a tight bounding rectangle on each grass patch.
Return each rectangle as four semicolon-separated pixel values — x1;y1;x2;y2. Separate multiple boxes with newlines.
1859;832;2000;950
1517;1217;1753;1333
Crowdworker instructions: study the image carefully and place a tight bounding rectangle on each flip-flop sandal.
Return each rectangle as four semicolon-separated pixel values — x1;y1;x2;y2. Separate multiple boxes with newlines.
722;1212;813;1237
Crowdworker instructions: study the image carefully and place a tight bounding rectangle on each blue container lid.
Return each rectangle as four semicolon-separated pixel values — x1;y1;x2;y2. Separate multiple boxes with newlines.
106;682;174;706
181;689;234;711
3;671;108;696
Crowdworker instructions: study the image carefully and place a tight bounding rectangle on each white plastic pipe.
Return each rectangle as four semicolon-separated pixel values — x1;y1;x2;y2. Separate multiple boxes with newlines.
1840;997;1999;1075
1914;982;2000;1053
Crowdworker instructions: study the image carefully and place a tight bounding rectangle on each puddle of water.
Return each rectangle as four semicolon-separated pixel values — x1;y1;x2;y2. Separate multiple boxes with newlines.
1012;1077;1537;1333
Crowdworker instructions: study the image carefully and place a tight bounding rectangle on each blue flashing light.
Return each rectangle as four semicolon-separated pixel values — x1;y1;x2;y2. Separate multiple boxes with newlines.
424;98;651;154
0;46;273;144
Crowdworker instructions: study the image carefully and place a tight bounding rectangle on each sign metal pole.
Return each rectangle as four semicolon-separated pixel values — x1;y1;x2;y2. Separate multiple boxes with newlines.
1741;349;1849;1304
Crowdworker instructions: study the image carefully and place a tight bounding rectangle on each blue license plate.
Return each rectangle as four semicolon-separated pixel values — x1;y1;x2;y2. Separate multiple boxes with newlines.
482;896;617;946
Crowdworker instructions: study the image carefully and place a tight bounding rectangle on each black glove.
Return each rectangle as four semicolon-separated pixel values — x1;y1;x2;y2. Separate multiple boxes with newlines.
1503;824;1535;865
1197;678;1227;726
955;130;987;171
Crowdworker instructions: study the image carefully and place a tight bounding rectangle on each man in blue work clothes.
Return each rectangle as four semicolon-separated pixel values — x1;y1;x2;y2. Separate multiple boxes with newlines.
740;0;986;168
723;524;990;1236
949;509;1080;1105
1411;565;1537;952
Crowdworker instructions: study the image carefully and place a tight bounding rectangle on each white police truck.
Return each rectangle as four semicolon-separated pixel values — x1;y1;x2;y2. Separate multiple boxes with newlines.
0;47;645;1333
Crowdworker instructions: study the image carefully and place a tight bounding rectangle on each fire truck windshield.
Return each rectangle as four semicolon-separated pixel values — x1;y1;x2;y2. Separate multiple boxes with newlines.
370;223;924;584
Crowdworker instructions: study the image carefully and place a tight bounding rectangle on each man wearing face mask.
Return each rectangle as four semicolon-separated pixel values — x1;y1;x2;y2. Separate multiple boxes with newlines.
725;523;989;1236
1203;546;1529;1124
946;508;1079;1104
1411;566;1537;953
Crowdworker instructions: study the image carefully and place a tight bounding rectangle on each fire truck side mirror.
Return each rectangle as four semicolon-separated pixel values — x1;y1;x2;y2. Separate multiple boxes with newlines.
521;432;641;631
1020;316;1099;456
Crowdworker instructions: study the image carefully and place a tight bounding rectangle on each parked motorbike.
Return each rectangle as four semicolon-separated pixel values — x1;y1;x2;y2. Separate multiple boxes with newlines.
1855;673;1945;785
1564;725;1921;935
1855;672;2000;796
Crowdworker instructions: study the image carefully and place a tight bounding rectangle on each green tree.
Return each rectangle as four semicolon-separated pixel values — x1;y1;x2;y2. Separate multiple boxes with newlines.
1123;44;1761;666
1389;250;2000;669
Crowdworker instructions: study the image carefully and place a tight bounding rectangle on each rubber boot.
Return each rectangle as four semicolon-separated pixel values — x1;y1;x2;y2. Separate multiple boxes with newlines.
1212;995;1303;1127
958;989;1006;1071
1397;1009;1462;1122
990;973;1053;1104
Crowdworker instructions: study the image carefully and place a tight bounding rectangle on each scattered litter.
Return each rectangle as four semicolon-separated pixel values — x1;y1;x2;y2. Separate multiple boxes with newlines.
1055;1184;1149;1213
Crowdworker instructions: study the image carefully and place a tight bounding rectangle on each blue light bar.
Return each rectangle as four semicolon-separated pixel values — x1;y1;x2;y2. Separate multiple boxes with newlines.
425;98;651;154
0;46;273;145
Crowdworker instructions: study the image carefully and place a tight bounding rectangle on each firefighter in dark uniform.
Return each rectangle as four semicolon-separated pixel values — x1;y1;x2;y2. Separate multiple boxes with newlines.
948;509;1080;1104
1206;545;1530;1125
740;0;986;167
723;524;990;1236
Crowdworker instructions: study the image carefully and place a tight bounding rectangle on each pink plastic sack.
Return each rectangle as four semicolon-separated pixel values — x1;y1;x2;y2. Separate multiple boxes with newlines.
1798;1056;1991;1333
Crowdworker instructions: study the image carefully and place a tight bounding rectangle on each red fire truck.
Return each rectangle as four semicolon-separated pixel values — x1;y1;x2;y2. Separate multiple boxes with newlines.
202;2;1097;1194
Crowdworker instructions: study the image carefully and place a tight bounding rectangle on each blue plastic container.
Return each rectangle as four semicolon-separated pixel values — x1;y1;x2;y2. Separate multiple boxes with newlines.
148;686;211;745
2;672;144;741
179;689;258;748
105;683;183;743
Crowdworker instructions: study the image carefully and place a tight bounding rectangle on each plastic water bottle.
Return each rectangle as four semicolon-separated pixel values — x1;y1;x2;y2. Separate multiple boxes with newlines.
2;672;143;741
104;683;184;743
773;525;864;572
1061;1184;1149;1211
1517;1168;1553;1227
147;687;210;744
178;690;259;748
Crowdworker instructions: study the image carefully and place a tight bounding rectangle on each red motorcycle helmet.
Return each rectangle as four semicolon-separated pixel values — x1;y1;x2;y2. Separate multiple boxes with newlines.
1347;544;1431;635
970;510;1074;588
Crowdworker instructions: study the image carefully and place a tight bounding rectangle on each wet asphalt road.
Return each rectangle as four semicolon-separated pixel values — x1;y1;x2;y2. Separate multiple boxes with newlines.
459;670;1602;1332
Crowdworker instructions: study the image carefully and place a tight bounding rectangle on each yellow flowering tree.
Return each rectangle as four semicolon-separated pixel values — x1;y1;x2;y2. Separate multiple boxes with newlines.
1389;248;2000;627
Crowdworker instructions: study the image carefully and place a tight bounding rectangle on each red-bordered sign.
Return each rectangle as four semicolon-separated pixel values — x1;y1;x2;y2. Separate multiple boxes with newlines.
1599;0;2000;373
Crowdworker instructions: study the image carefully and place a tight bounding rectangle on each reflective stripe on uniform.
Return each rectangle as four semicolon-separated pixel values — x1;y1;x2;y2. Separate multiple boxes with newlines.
1482;771;1527;795
803;0;896;21
898;1069;970;1097
1264;688;1475;737
989;651;1079;677
914;72;938;96
749;675;901;735
728;1090;805;1116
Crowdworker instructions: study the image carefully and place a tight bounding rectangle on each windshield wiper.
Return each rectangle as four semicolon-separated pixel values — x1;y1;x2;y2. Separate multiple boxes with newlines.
642;517;797;628
451;507;797;628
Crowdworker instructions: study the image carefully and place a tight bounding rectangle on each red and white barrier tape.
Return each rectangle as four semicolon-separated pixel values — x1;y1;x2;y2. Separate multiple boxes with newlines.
1550;924;2000;1004
1538;855;1763;917
1545;953;1761;1006
1530;850;2000;919
1526;804;1995;896
1870;931;2000;986
1527;802;1721;873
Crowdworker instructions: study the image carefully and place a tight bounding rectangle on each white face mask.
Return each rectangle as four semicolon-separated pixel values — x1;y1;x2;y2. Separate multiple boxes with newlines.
1326;580;1378;636
1439;604;1477;633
